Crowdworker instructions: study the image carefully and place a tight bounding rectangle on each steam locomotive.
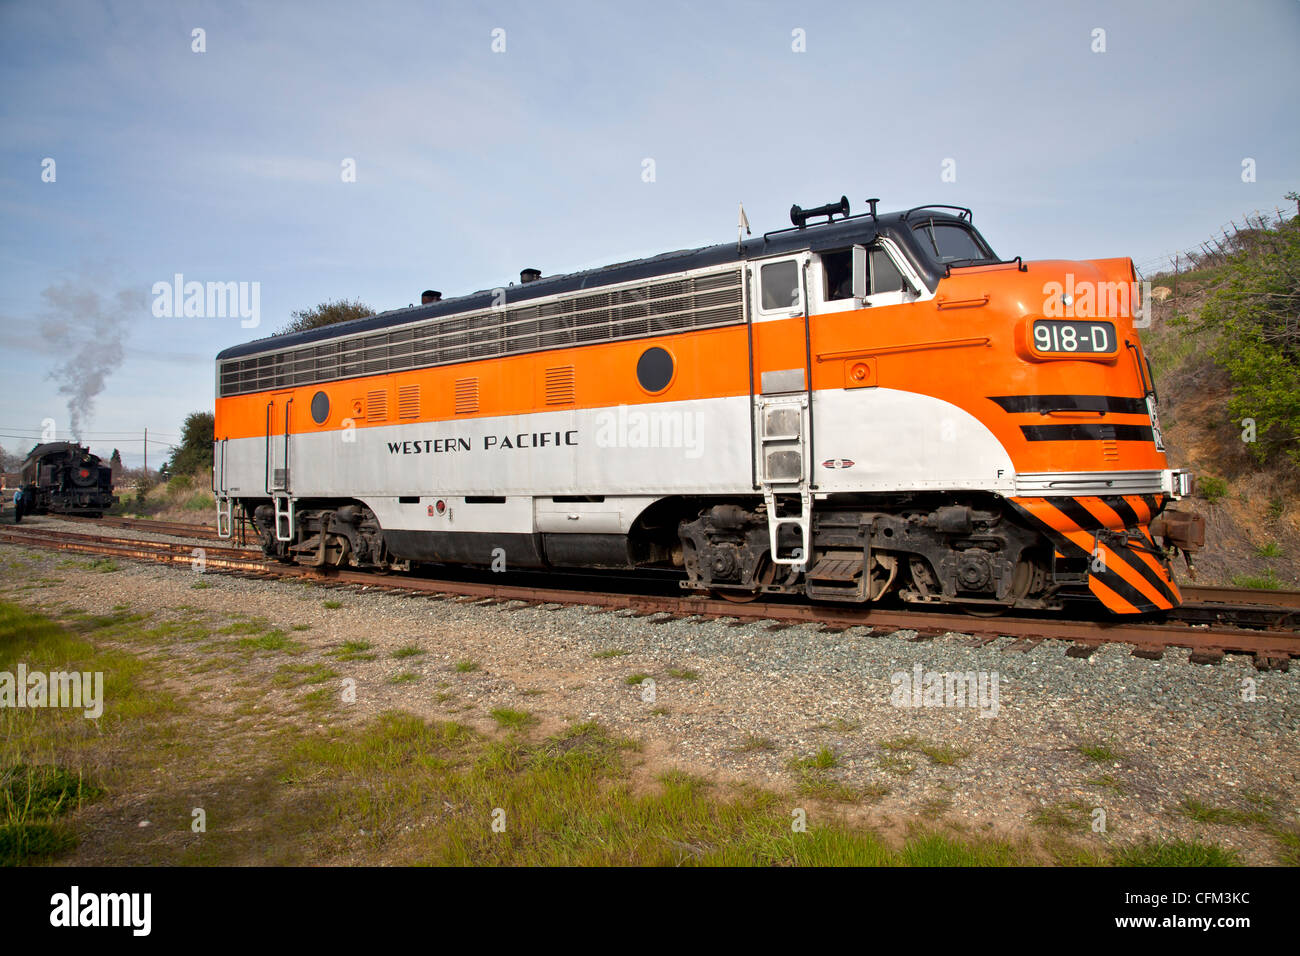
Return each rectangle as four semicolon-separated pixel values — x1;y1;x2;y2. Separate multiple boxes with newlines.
19;442;117;517
214;195;1205;615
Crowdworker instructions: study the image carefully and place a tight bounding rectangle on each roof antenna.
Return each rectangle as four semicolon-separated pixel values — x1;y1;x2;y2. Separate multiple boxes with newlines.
865;198;879;221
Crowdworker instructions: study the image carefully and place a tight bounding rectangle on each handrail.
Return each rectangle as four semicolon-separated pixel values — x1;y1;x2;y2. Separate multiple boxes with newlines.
816;336;991;363
264;403;272;494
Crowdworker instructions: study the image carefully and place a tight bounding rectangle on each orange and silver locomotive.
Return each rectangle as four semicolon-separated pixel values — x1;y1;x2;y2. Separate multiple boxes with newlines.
214;196;1203;615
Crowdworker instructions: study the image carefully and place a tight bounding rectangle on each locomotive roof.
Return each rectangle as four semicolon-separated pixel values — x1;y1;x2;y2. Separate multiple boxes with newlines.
23;441;91;462
217;207;979;362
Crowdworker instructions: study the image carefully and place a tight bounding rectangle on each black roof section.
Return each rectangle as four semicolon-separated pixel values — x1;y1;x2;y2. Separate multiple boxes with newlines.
217;206;989;362
22;442;91;463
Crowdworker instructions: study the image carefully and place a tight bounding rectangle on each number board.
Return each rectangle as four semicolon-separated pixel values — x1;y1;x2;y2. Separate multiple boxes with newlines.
1032;320;1116;355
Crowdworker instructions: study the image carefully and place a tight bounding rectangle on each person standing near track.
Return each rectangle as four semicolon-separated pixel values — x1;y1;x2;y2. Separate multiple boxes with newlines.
12;486;23;524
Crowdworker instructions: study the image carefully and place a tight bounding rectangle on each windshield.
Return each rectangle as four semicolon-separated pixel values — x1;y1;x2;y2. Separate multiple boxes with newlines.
912;219;997;266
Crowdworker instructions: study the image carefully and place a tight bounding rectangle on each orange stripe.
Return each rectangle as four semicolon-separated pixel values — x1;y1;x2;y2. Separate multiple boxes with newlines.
1076;496;1180;606
215;268;1174;478
1087;574;1140;614
1056;528;1170;609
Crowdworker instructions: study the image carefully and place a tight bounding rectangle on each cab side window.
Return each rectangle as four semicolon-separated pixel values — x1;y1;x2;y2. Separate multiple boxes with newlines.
760;260;800;311
870;249;904;295
822;251;853;300
818;245;907;301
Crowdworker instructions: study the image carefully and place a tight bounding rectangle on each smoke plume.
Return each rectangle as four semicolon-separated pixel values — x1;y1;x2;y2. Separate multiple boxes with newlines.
38;281;143;441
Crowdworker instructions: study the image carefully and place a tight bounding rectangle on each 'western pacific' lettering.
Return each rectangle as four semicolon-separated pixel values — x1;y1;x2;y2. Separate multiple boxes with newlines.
386;432;579;454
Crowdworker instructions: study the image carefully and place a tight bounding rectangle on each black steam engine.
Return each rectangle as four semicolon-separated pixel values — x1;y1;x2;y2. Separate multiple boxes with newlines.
19;442;117;517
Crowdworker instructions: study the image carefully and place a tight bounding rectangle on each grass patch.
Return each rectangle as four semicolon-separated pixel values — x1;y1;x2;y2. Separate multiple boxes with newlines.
490;708;538;730
1031;800;1095;833
1177;796;1272;827
1197;475;1229;504
191;580;212;590
624;672;652;685
333;640;376;662
454;659;480;673
236;629;301;653
592;648;630;659
1254;541;1283;558
387;672;420;685
272;662;340;688
919;796;953;820
814;718;861;732
1078;742;1122;763
1231;569;1281;590
877;752;916;776
55;558;120;573
667;668;699;680
1088;774;1128;793
0;601;181;863
789;747;839;772
322;600;343;610
875;737;968;772
392;645;424;659
736;735;776;753
1113;839;1240;867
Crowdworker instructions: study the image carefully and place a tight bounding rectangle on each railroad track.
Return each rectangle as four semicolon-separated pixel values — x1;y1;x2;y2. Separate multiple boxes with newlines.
1;522;1296;671
59;514;230;541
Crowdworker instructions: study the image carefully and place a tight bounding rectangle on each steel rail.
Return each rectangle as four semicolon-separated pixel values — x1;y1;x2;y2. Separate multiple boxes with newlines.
1;525;1294;669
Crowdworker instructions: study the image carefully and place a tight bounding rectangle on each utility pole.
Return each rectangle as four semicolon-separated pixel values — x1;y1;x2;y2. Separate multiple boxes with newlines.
143;428;147;476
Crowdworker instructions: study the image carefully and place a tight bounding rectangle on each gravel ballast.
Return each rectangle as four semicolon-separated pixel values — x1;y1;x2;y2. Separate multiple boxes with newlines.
2;535;1296;863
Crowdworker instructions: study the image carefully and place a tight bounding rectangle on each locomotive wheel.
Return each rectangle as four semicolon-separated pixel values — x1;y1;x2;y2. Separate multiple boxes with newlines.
960;603;1010;618
710;556;776;603
960;558;1034;617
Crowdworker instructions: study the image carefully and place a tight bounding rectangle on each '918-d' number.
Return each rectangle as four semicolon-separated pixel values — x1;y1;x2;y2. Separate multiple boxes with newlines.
1032;320;1115;354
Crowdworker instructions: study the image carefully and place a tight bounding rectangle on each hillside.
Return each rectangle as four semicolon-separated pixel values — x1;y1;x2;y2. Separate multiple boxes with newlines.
1143;246;1299;588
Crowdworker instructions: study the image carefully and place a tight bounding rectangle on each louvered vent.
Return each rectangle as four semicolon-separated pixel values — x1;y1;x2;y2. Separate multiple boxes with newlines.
398;384;420;419
454;378;479;414
544;365;576;405
1102;439;1119;462
218;267;744;396
366;389;389;422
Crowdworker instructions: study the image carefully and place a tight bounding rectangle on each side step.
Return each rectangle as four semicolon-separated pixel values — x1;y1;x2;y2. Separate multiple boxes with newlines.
215;495;233;539
274;494;294;542
805;550;868;602
765;490;812;568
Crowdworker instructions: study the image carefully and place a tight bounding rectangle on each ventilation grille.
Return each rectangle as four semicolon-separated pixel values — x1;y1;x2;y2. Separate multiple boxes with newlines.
365;389;388;422
454;378;479;414
218;268;744;396
544;365;576;405
1102;439;1119;462
398;384;420;419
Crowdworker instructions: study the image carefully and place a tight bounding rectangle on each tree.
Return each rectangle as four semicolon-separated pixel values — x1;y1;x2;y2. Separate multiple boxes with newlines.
1186;194;1300;466
110;448;123;480
0;444;22;472
276;298;374;335
165;411;215;477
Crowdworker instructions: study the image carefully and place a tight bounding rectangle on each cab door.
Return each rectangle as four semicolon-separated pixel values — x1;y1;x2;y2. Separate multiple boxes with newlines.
265;391;294;495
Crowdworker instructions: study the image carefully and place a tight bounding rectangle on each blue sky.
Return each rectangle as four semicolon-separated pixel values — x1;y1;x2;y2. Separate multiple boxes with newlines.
1;0;1297;467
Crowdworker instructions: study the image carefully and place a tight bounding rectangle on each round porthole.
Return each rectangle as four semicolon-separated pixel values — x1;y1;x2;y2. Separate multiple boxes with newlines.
310;390;330;425
636;346;674;394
